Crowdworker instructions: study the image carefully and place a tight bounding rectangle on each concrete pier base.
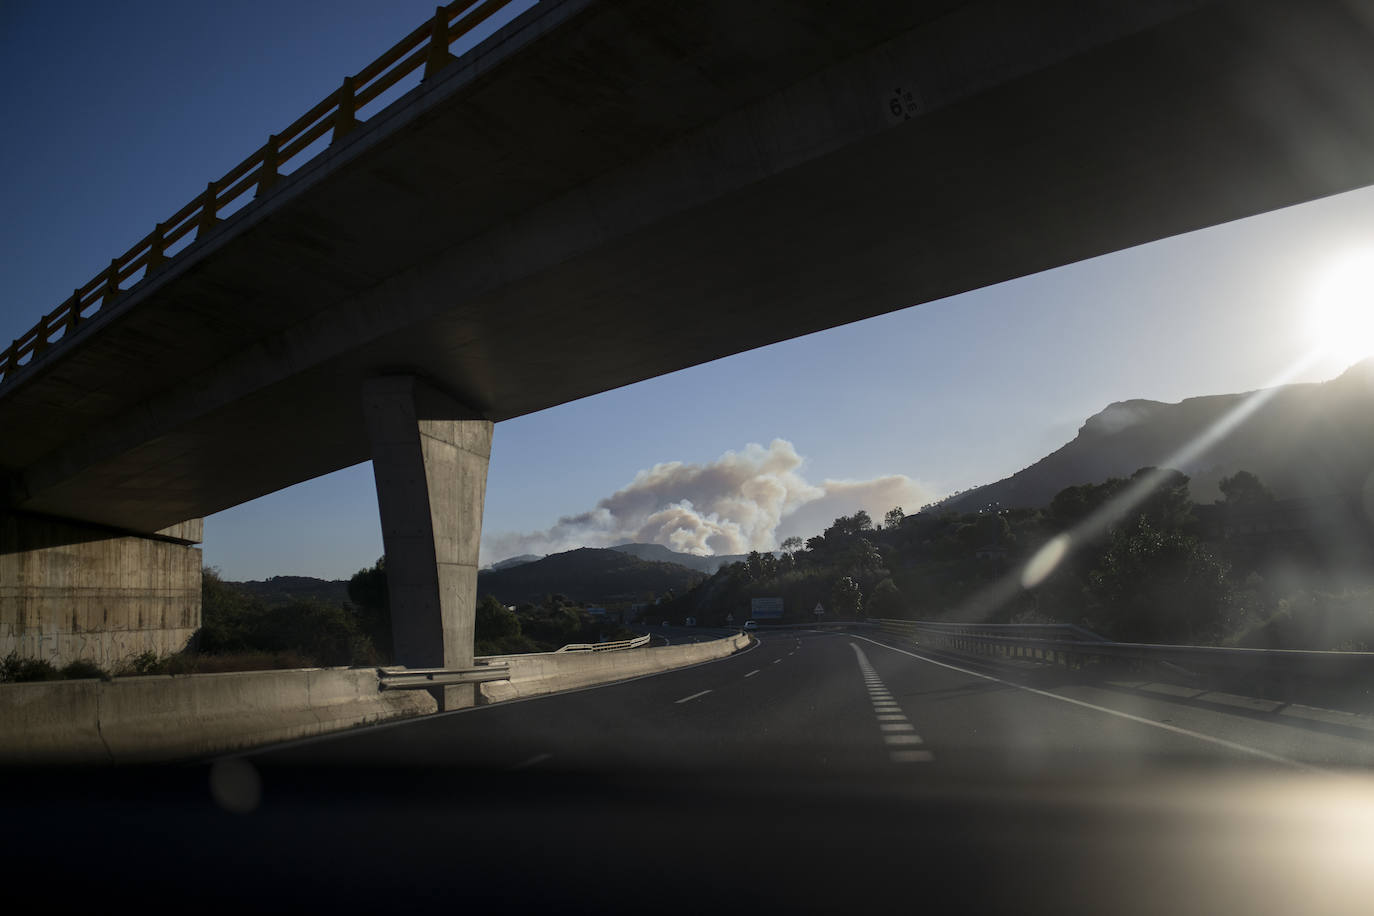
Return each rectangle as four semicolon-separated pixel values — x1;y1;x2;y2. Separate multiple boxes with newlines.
362;376;491;710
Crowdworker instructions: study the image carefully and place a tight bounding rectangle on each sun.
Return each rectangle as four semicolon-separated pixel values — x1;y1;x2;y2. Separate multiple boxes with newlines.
1307;250;1374;367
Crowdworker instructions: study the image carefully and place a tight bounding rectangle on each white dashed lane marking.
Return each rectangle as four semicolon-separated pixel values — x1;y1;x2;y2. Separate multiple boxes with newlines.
850;642;931;764
744;669;760;678
891;750;935;762
675;690;712;704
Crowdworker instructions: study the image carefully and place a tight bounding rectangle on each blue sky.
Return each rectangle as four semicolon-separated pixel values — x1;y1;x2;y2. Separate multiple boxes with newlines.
4;2;1372;579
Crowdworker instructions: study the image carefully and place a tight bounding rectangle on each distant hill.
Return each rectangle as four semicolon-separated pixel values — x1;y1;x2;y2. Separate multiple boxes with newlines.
476;547;706;606
489;554;541;571
228;575;350;607
608;542;749;574
937;359;1374;513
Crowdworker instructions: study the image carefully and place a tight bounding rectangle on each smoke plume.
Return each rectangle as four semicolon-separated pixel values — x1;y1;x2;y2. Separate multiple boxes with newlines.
481;439;933;566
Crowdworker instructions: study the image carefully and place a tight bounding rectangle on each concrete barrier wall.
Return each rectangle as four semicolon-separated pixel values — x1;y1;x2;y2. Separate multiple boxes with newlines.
479;632;751;704
0;667;436;765
0;632;750;764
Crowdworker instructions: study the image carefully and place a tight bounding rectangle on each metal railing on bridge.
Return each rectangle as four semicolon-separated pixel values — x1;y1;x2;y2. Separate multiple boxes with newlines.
1;0;523;388
875;618;1374;704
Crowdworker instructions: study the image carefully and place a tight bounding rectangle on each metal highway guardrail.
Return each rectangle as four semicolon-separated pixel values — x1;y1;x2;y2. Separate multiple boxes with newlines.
886;619;1108;643
875;618;1374;703
555;634;652;653
1;0;522;387
377;662;511;691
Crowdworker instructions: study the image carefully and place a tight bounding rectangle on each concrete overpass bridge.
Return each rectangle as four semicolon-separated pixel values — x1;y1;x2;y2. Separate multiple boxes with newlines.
5;0;1374;691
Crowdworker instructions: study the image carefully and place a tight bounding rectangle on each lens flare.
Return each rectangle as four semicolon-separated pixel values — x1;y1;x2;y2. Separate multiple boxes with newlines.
1307;249;1374;366
1021;533;1070;589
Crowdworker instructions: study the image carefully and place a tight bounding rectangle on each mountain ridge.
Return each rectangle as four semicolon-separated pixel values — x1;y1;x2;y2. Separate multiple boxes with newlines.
937;359;1374;514
475;547;705;606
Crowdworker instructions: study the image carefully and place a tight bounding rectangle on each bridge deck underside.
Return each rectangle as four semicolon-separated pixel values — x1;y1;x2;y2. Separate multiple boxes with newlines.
4;0;1374;533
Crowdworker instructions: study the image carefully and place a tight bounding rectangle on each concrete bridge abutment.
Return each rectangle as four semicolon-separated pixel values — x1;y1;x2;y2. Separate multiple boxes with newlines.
0;513;202;670
362;376;491;710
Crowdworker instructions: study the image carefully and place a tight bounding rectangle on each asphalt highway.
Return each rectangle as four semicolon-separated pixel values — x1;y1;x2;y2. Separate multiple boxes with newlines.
253;626;1374;774
8;627;1374;914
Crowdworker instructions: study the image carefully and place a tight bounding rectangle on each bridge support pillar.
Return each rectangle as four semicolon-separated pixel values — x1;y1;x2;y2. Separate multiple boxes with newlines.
362;376;491;710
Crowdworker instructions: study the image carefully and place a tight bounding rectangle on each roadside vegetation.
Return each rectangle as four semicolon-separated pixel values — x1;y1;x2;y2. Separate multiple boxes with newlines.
1;563;639;683
7;466;1370;684
656;468;1374;650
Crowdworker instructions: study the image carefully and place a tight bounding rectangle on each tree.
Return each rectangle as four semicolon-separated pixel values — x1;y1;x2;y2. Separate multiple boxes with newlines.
1128;467;1194;534
869;578;903;618
745;550;777;582
845;538;883;573
347;557;393;658
1218;470;1274;506
831;577;863;618
884;507;905;531
1049;480;1122;528
475;594;522;655
254;598;377;666
781;536;805;555
1087;519;1229;643
198;567;267;654
347;556;388;611
825;511;873;542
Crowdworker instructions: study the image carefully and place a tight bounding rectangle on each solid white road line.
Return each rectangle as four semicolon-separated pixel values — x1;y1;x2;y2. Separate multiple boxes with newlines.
675;690;713;704
850;633;1321;772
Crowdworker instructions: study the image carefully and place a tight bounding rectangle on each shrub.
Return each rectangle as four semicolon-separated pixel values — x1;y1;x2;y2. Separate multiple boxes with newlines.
0;653;60;683
58;660;108;681
114;650;166;677
155;649;320;674
251;599;378;667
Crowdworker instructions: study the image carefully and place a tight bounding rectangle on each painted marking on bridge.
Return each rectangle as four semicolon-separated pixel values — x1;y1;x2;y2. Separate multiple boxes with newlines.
675;689;713;704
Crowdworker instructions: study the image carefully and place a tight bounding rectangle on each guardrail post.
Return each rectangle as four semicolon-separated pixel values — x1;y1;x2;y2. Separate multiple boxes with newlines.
63;289;83;334
424;6;458;79
146;223;167;273
256;135;280;198
32;313;50;357
196;180;220;240
101;259;121;307
333;76;358;144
